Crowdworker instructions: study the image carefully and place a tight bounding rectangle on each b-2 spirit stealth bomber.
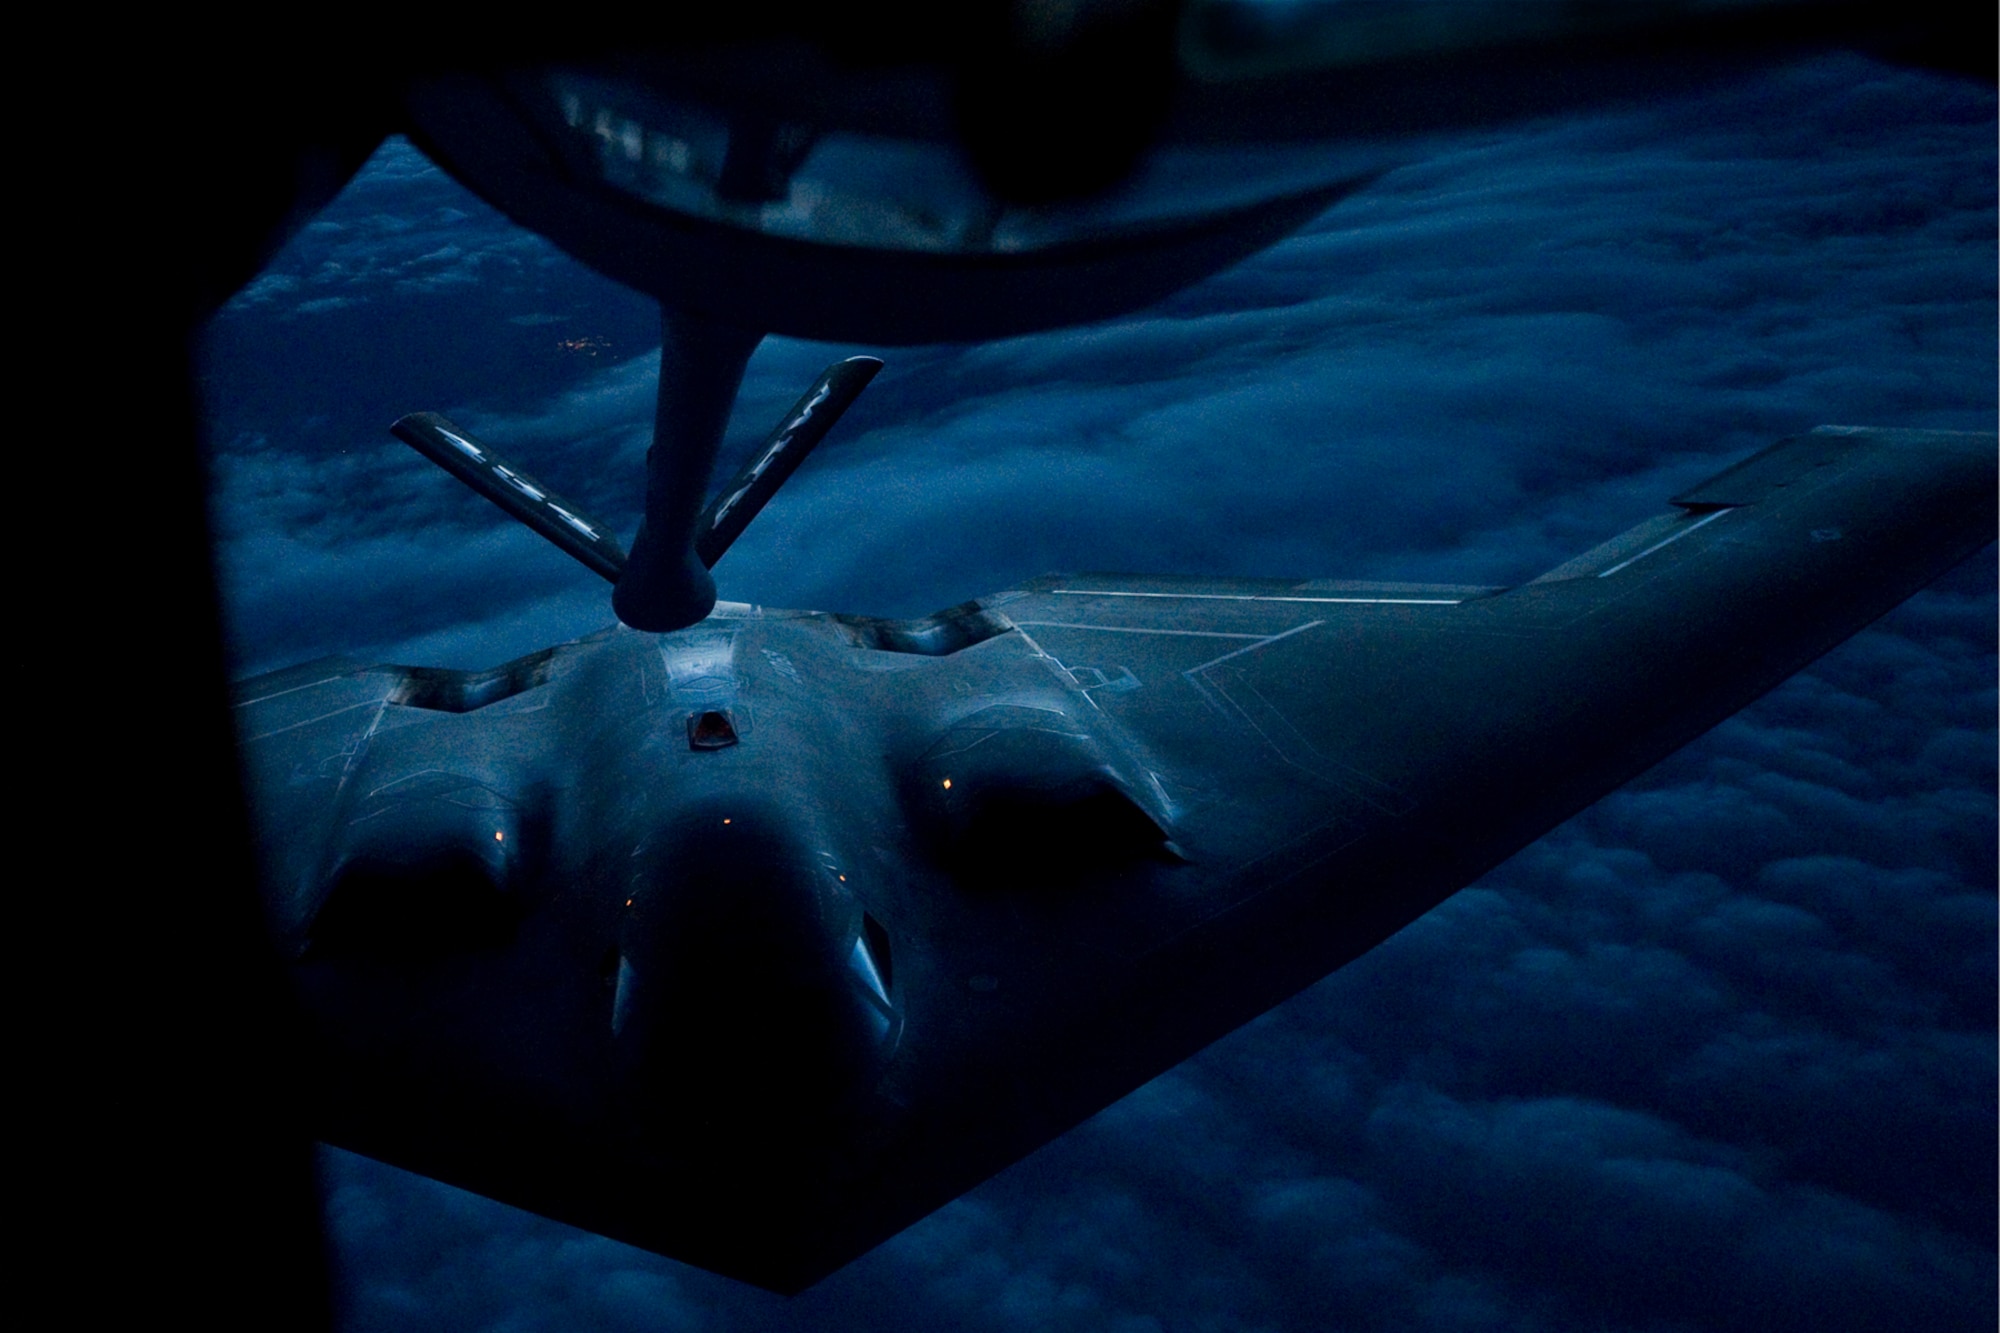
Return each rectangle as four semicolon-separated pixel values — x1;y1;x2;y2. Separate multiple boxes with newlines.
232;384;1995;1291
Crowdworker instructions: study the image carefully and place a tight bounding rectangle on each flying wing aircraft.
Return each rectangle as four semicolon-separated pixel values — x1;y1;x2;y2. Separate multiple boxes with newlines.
231;409;1993;1291
60;3;1987;1325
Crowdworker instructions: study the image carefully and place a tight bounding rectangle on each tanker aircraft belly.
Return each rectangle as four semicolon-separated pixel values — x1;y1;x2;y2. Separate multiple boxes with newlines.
232;426;1995;1293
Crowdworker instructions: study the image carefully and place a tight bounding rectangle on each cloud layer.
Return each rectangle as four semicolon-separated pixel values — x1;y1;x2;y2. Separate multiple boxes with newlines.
200;52;1995;1333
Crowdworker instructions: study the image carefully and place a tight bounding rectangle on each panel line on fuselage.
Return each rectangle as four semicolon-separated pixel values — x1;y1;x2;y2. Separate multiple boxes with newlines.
1593;507;1731;579
1183;620;1326;678
236;697;385;745
1010;621;1269;640
1051;590;1465;605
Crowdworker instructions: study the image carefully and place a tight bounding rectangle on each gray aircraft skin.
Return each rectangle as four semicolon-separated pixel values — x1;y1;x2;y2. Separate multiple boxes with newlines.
59;5;1989;1326
232;421;1994;1293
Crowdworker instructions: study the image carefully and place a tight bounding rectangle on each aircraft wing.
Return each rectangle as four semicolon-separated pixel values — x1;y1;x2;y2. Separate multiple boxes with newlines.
232;426;1994;1291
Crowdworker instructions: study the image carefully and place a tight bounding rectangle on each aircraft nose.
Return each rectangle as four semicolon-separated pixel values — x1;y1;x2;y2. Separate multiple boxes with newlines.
610;803;894;1143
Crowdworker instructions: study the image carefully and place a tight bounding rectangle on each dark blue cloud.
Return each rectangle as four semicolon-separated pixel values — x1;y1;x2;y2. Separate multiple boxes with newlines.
203;51;1994;1333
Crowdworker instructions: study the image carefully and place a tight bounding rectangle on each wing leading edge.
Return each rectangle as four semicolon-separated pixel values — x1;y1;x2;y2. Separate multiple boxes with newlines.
232;426;1994;1290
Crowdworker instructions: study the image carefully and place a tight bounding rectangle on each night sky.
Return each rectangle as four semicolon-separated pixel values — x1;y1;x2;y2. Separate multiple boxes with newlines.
197;53;1995;1333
